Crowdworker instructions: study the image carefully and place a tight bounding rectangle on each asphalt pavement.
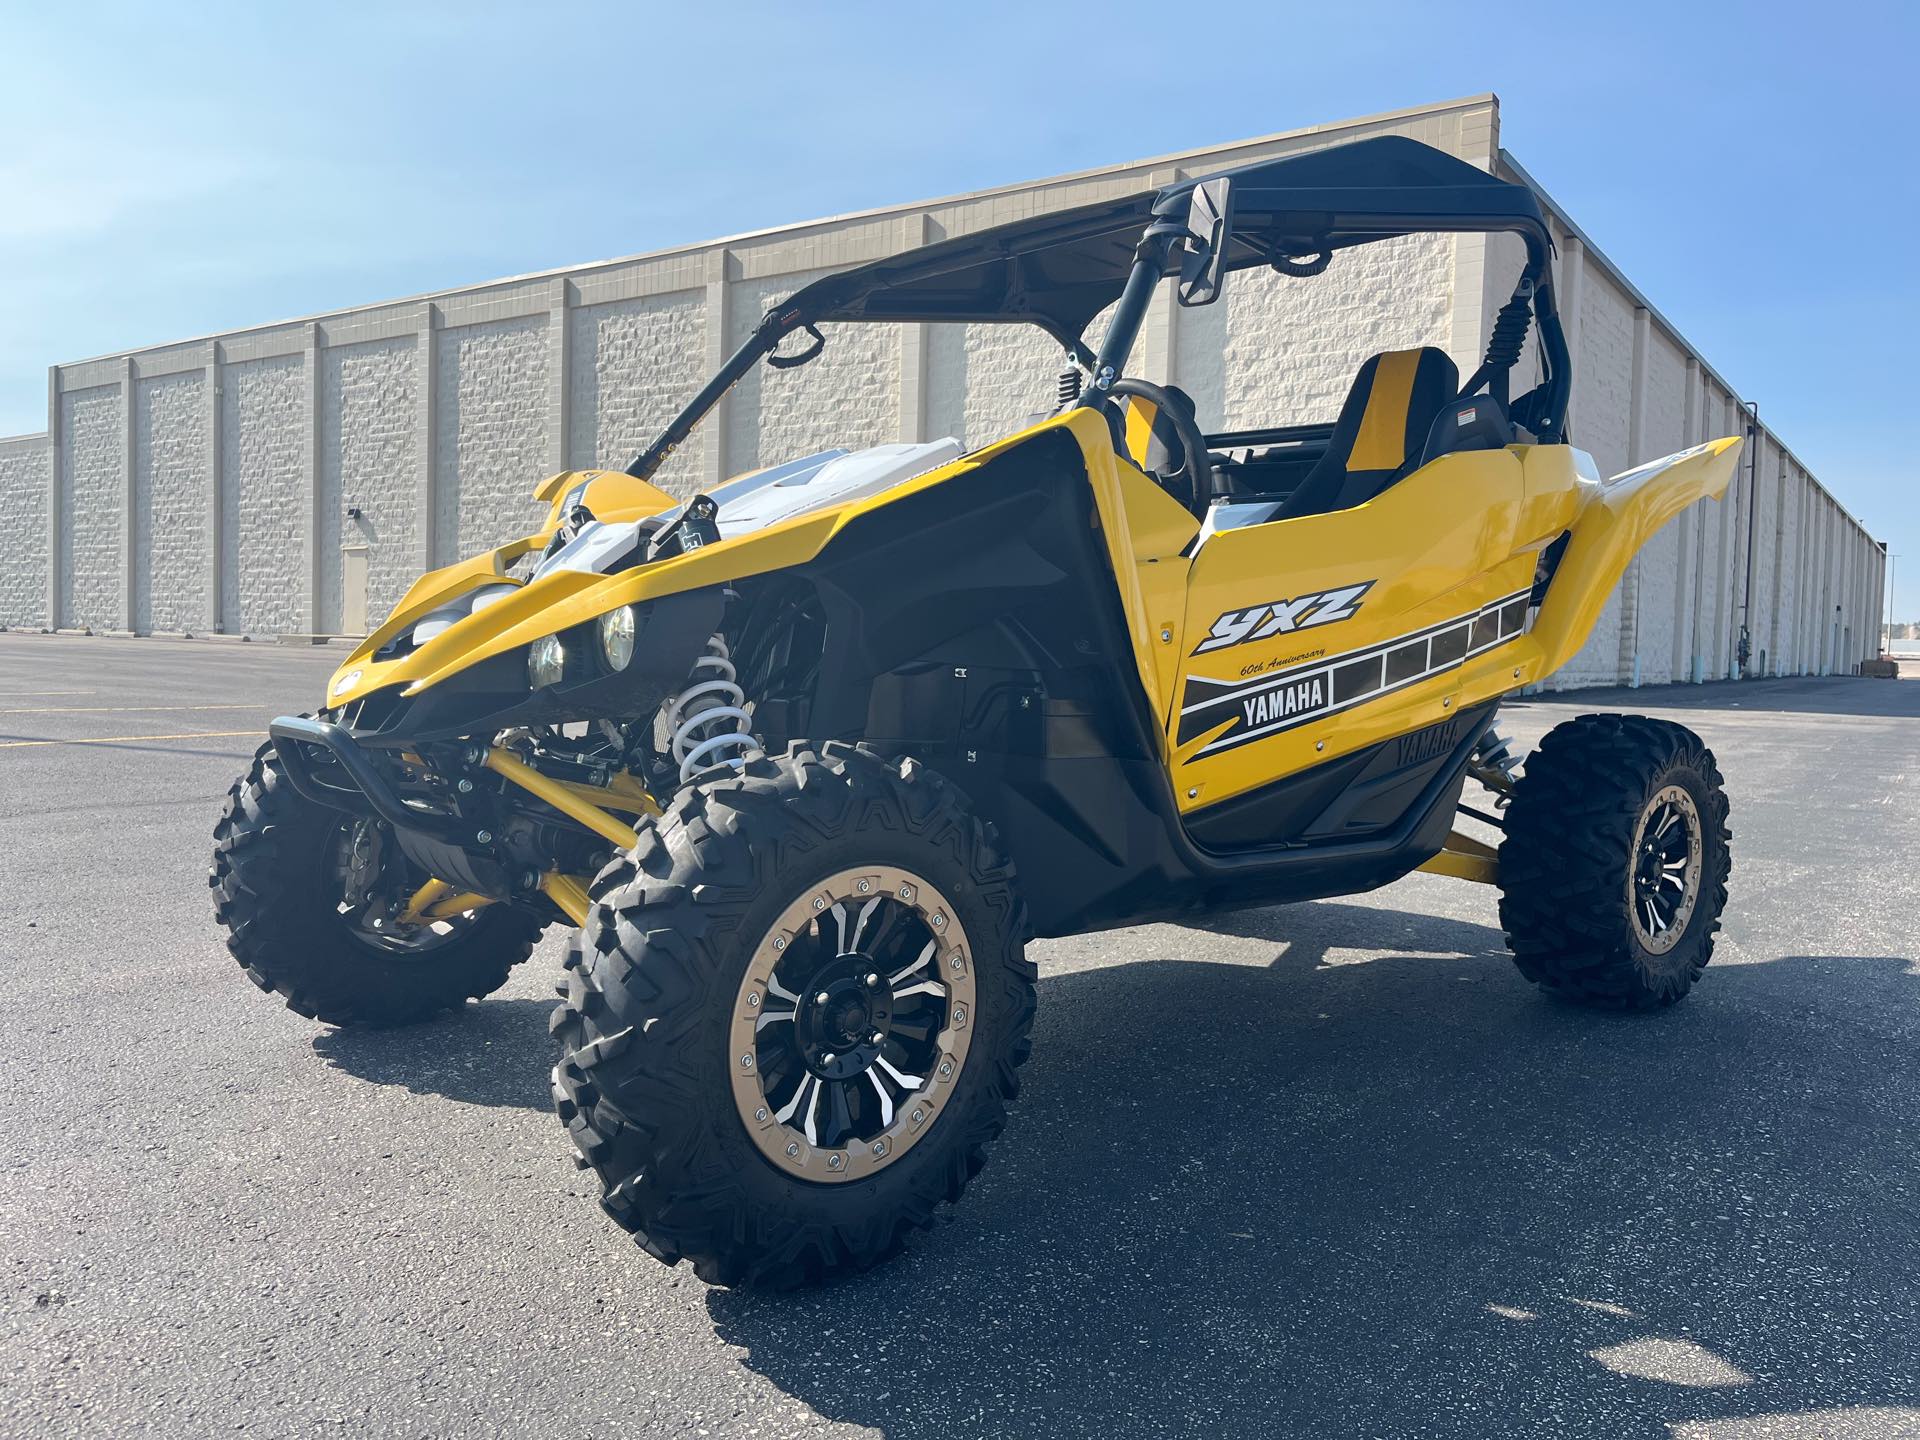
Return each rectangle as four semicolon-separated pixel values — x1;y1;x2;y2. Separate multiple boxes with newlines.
2;633;1916;1439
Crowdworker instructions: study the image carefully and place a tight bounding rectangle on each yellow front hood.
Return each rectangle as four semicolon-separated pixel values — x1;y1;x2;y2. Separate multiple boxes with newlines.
322;427;1057;708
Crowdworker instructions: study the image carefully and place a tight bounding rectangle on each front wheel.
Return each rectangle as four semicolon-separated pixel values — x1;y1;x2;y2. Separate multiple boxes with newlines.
211;743;545;1026
551;743;1036;1288
1497;714;1732;1010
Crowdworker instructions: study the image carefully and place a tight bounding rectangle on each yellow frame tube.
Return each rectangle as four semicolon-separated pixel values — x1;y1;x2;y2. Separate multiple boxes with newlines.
398;877;498;926
396;754;651;930
482;747;643;851
539;872;592;926
550;772;659;817
1416;829;1500;886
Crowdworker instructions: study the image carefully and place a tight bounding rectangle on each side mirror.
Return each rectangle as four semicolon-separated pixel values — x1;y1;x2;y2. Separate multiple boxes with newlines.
1177;177;1233;307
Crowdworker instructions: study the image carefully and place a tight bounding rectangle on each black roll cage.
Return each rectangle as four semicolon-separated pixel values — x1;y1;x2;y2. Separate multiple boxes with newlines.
624;137;1571;482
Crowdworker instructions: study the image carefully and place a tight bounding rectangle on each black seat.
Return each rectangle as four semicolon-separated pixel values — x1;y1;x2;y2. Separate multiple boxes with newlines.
1269;347;1458;520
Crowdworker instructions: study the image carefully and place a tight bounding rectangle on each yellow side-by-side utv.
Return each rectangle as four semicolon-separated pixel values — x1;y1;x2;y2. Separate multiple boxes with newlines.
214;136;1738;1287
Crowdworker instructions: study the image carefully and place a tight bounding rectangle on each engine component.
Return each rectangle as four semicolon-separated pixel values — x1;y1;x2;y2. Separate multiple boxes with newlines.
664;635;760;782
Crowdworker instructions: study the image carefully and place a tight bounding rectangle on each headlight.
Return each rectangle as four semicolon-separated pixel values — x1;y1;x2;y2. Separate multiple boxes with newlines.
596;606;637;671
527;634;566;689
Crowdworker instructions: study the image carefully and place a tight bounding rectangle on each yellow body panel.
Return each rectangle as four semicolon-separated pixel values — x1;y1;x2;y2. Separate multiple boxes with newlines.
1155;437;1740;811
329;405;1740;836
1171;448;1533;809
1519;439;1743;677
328;470;676;706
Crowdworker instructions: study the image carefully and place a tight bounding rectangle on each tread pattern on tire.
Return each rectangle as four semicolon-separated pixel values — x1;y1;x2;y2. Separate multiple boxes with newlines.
550;741;1036;1289
211;741;544;1027
1497;713;1732;1010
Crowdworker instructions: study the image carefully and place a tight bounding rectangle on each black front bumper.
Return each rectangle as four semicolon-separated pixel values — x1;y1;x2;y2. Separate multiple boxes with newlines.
268;715;470;844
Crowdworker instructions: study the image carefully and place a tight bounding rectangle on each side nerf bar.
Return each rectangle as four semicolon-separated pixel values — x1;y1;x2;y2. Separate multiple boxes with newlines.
267;715;468;843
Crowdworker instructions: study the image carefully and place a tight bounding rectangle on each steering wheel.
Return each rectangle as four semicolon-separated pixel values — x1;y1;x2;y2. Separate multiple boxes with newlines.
1105;378;1214;519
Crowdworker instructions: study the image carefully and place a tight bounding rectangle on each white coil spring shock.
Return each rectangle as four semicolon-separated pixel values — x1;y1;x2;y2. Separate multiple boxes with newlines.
664;635;760;782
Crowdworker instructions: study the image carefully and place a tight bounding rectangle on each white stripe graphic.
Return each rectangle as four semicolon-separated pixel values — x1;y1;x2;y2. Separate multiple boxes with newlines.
1182;589;1531;759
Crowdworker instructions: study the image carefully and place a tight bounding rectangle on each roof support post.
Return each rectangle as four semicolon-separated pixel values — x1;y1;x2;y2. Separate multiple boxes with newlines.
1138;170;1182;387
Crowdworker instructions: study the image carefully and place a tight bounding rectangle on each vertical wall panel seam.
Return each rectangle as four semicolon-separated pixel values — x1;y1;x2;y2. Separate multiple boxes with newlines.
1557;234;1584;439
547;278;570;472
417;303;437;571
207;341;223;633
1767;453;1787;672
46;367;62;627
121;355;136;633
702;248;731;487
1672;357;1698;678
305;321;324;636
898;216;931;443
1617;306;1650;683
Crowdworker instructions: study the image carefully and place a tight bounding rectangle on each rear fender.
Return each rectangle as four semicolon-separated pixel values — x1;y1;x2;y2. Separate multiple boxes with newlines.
1522;436;1743;680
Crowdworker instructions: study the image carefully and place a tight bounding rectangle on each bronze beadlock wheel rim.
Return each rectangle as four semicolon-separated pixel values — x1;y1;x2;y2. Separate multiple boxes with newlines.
1627;784;1703;955
728;865;977;1184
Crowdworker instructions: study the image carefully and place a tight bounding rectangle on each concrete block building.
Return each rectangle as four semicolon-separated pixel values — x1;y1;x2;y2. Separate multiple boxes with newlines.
0;95;1886;687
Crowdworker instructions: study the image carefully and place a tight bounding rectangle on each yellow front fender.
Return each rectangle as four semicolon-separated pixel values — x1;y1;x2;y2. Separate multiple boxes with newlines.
1521;436;1743;681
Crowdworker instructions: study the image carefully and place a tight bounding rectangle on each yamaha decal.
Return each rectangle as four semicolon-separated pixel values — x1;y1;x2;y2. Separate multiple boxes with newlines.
1179;589;1532;757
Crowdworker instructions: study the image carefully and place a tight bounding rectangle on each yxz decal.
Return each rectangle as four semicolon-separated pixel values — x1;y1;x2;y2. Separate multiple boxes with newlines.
1178;589;1531;757
1191;581;1375;655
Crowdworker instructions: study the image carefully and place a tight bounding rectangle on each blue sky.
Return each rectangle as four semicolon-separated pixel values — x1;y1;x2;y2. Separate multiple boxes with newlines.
4;2;1915;615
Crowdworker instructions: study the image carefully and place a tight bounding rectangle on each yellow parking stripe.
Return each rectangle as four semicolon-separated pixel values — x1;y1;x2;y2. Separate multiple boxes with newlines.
0;730;262;750
0;703;268;715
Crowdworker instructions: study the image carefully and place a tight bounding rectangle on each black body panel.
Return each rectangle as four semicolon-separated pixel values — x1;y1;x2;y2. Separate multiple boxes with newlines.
335;588;724;747
754;430;1490;937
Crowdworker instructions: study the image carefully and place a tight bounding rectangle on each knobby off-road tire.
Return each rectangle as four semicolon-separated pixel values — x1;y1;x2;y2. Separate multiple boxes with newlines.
1498;714;1731;1010
211;742;544;1027
551;742;1036;1289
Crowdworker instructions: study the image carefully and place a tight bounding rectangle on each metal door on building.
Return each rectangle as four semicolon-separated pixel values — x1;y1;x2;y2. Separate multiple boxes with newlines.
342;542;369;637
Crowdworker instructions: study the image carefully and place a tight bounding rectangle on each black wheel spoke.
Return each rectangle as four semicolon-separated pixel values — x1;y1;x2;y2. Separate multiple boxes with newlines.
1628;784;1703;954
736;866;969;1178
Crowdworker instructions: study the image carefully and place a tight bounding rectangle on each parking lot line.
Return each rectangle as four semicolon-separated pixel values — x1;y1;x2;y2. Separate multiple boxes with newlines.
0;729;262;749
0;703;268;715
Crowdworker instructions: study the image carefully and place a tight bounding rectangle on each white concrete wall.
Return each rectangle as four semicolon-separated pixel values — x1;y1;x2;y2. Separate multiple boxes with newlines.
0;434;50;628
133;368;209;635
0;94;1886;686
320;335;418;629
57;383;124;634
1503;149;1887;688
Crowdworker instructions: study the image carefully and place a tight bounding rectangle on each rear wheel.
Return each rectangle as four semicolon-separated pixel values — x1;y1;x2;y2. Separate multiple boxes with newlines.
551;742;1035;1288
211;742;544;1027
1497;714;1731;1010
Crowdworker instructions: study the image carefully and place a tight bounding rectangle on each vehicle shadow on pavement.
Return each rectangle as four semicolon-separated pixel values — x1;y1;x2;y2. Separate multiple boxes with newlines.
708;911;1920;1439
310;997;556;1110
